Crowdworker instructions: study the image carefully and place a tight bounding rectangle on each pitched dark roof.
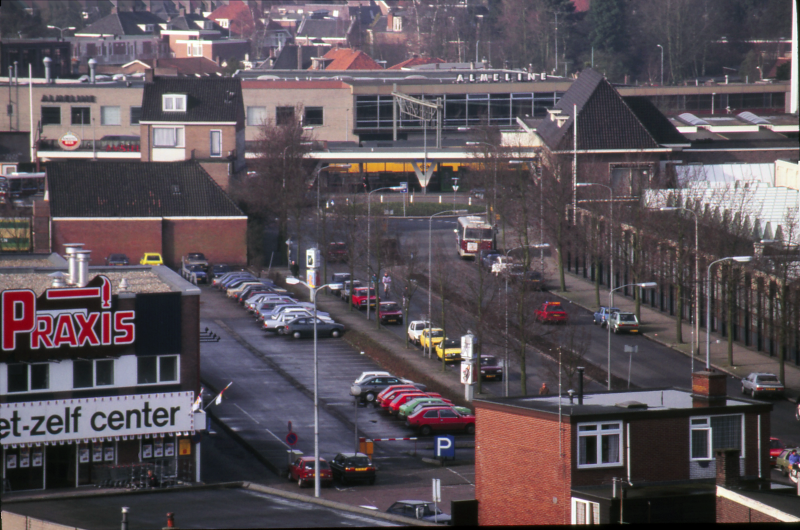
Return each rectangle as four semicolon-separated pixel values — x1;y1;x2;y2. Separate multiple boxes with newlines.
140;76;243;122
297;18;349;39
272;44;331;70
78;11;166;36
623;97;689;145
536;68;661;151
47;160;243;218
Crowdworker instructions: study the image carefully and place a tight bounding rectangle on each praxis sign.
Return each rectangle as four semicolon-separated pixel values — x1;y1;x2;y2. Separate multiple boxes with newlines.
1;276;135;361
0;392;195;445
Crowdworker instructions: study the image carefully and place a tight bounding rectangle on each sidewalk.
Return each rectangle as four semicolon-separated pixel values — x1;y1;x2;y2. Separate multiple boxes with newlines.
547;257;800;401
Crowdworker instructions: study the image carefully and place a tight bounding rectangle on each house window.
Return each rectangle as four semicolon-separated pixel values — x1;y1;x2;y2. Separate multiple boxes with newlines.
246;106;266;126
71;106;91;125
41;106;61;126
101;106;121;126
210;130;222;157
690;415;743;460
73;359;114;389
130;106;142;125
152;127;185;147
304;107;323;126
187;42;202;57
7;363;49;393
276;106;294;126
137;355;179;385
219;19;229;28
571;498;600;525
162;94;186;112
577;421;622;468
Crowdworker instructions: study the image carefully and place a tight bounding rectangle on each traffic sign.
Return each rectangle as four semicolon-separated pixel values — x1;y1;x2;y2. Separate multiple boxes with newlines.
286;432;298;446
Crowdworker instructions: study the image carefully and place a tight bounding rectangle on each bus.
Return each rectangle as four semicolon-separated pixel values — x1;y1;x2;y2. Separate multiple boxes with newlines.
455;216;494;258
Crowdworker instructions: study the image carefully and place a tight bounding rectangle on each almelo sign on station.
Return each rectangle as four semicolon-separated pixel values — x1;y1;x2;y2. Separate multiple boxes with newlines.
1;392;195;446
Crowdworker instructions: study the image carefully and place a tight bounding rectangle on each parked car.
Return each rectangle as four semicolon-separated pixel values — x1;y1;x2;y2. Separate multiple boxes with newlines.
407;320;432;346
139;252;163;265
327;242;347;263
406;406;476;436
419;328;445;351
341;279;363;302
481;252;503;270
288;456;332;488
354;371;392;384
386;500;451;524
184;264;208;283
381;389;433;411
378;301;403;325
407;401;471;420
184;252;209;271
593;306;621;327
479;355;503;381
267;310;333;333
512;267;544;290
476;248;499;264
435;339;462;362
245;294;295;312
770;437;785;467
209;264;231;280
105;253;129;266
351;287;378;309
608;311;639;334
775;447;800;476
213;271;250;288
356;376;423;403
376;384;423;406
328;272;351;295
398;397;453;420
283;316;344;339
533;301;568;324
741;372;785;398
387;392;440;415
329;453;376;485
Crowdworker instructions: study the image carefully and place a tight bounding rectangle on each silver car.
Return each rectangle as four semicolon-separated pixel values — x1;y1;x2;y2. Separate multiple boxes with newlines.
741;372;785;398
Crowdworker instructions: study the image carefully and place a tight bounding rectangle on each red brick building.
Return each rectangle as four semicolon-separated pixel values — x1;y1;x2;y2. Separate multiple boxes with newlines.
45;160;247;268
474;371;773;525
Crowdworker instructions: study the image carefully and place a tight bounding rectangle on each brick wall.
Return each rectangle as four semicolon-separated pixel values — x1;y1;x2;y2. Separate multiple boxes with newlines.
162;218;246;269
475;403;572;526
716;496;781;523
184;124;238;160
52;219;163;265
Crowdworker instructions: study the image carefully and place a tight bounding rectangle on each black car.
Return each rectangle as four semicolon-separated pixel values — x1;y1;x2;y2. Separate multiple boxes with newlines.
481;251;502;270
284;316;344;339
105;253;130;266
480;355;503;381
354;375;425;403
387;501;451;524
210;264;231;280
329;453;376;485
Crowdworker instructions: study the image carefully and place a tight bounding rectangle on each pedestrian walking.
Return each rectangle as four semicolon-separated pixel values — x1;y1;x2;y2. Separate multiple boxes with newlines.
290;260;299;278
539;382;550;396
381;271;392;298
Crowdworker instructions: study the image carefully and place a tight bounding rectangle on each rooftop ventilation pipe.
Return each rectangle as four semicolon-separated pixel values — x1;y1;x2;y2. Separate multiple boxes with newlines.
43;57;52;84
577;367;585;405
49;271;68;288
76;250;92;287
63;243;84;285
88;58;97;84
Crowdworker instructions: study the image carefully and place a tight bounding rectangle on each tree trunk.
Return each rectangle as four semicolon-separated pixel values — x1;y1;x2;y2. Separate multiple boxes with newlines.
727;265;735;366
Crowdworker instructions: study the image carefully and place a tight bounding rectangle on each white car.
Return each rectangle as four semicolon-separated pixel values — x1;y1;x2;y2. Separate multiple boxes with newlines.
741;372;785;398
265;310;332;333
407;320;432;346
262;304;327;324
245;294;295;312
354;371;392;384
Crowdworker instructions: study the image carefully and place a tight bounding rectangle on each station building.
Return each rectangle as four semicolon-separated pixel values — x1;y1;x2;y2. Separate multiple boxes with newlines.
0;252;204;492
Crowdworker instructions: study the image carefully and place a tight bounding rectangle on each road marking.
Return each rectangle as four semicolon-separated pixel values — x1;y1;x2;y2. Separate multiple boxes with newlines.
264;426;291;449
234;403;260;424
446;467;474;485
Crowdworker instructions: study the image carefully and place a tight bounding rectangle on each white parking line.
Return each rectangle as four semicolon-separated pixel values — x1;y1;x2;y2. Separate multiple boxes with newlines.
234;403;260;424
446;467;474;485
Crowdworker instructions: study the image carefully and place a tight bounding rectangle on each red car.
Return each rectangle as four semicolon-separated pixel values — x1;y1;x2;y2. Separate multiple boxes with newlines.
534;301;569;324
288;456;332;488
380;388;427;409
351;287;378;309
770;437;785;467
387;392;442;414
406;406;476;436
378;301;404;325
376;384;418;406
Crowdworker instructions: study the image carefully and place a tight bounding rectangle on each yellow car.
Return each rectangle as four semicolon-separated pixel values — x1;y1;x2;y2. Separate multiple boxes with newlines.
419;328;445;351
435;338;462;362
140;252;164;265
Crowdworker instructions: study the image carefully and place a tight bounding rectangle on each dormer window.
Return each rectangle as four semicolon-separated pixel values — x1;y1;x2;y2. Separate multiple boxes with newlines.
163;94;186;112
138;24;154;32
219;19;229;28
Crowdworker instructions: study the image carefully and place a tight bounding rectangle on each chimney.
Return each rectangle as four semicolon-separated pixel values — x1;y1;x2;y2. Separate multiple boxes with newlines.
63;243;84;285
88;58;97;84
43;56;52;84
76;250;92;287
715;448;740;489
692;370;727;407
179;6;186;17
297;45;303;70
387;10;394;31
577;367;585;405
145;67;154;82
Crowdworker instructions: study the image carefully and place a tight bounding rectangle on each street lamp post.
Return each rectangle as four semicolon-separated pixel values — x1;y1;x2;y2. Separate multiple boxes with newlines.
656;44;664;86
502;244;549;397
607;282;657;390
705;256;752;370
284;277;331;499
576;182;614;304
47;25;76;40
427;210;466;358
655;207;700;366
367;187;396;322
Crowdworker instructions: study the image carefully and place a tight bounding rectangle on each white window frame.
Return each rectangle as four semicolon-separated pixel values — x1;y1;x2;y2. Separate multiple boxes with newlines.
137;355;180;386
577;421;623;469
571;498;600;525
152;126;185;148
690;414;745;461
6;362;50;393
73;359;115;389
210;129;222;157
162;94;187;112
219;19;229;28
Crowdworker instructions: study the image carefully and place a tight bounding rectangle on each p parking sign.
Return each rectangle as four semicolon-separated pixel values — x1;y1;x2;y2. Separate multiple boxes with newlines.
434;435;455;459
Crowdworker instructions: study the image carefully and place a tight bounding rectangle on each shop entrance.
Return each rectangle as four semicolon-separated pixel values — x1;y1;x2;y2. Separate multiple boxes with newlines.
46;444;76;489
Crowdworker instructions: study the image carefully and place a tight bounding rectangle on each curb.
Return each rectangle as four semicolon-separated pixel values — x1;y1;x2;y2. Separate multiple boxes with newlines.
1;481;242;504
